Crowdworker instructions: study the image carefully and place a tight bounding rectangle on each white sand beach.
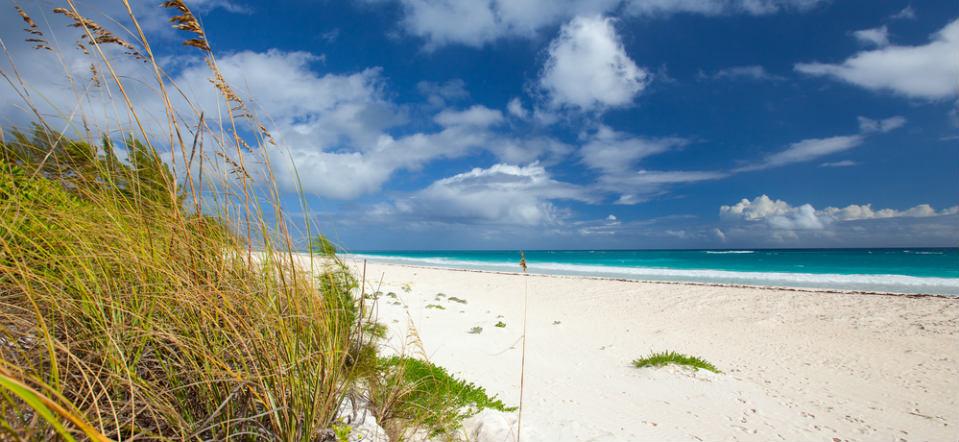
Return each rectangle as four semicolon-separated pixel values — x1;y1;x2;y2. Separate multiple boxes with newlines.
342;258;959;442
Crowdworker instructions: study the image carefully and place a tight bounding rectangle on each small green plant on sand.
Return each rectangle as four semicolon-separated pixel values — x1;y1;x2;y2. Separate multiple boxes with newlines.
332;422;352;442
426;304;445;310
363;322;388;339
401;283;412;293
468;326;483;334
448;296;467;304
494;321;506;328
372;357;514;436
632;351;720;373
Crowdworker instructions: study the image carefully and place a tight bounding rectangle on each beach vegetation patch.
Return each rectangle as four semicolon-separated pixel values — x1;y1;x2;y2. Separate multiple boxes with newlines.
448;296;467;304
426;304;445;310
495;321;506;328
468;326;483;334
364;321;388;339
632;351;720;373
311;234;338;256
370;356;514;436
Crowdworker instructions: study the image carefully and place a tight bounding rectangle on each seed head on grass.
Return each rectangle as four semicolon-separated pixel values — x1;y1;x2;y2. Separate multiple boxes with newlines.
632;351;720;373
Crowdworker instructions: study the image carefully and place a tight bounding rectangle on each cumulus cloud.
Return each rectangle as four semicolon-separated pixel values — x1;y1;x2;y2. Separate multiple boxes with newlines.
796;18;959;99
181;54;579;198
539;16;648;111
852;25;889;47
720;195;824;229
394;163;595;225
383;0;827;47
721;195;959;233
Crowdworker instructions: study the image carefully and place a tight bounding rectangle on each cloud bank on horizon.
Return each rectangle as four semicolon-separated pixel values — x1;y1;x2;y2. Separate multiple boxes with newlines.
0;0;956;249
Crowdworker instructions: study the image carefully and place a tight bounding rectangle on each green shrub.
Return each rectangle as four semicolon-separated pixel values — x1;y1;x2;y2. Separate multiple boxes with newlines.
632;351;720;373
372;357;514;436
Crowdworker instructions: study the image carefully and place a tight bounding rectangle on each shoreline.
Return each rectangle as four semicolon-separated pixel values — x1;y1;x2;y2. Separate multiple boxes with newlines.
344;257;959;299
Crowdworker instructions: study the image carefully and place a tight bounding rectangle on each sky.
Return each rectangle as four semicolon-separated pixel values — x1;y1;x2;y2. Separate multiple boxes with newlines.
1;0;958;250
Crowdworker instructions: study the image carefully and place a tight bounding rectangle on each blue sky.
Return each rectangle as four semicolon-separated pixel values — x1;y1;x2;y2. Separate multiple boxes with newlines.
2;0;958;249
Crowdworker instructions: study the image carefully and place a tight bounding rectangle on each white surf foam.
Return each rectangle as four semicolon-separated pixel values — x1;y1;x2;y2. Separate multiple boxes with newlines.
346;254;959;296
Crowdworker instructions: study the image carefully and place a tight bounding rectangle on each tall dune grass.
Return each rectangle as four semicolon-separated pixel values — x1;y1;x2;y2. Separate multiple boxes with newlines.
0;1;370;439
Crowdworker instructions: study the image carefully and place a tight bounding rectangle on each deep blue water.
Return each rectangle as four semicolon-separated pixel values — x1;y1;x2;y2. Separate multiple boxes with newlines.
347;249;959;295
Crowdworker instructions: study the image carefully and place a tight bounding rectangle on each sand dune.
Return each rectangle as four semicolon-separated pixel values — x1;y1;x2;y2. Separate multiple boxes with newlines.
345;259;959;441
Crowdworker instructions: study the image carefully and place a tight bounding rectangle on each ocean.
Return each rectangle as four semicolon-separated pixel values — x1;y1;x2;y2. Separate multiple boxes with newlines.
346;248;959;296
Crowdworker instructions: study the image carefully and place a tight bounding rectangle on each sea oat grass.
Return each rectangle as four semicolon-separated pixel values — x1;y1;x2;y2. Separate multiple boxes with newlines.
0;1;373;439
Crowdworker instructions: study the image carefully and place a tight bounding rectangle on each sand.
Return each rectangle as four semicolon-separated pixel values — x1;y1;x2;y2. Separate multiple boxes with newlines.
339;258;959;441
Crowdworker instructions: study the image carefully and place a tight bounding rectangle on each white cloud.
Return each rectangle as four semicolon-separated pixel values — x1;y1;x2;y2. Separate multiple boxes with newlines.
417;79;469;106
820;160;857;168
735;116;904;172
626;0;825;16
434;105;504;127
484;137;574;165
580;125;689;173
384;0;827;48
820;203;958;221
189;0;252;13
857;115;906;133
738;135;865;171
539;16;648;111
507;97;528;119
606;170;727;204
398;0;502;48
575;125;718;204
707;65;782;81
890;5;915;20
796;18;959;100
712;227;727;242
721;195;959;233
394;163;595;225
177;52;572;199
852;25;889;47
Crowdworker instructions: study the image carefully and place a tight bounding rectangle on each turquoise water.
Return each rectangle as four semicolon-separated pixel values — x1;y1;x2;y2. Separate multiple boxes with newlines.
347;249;959;295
